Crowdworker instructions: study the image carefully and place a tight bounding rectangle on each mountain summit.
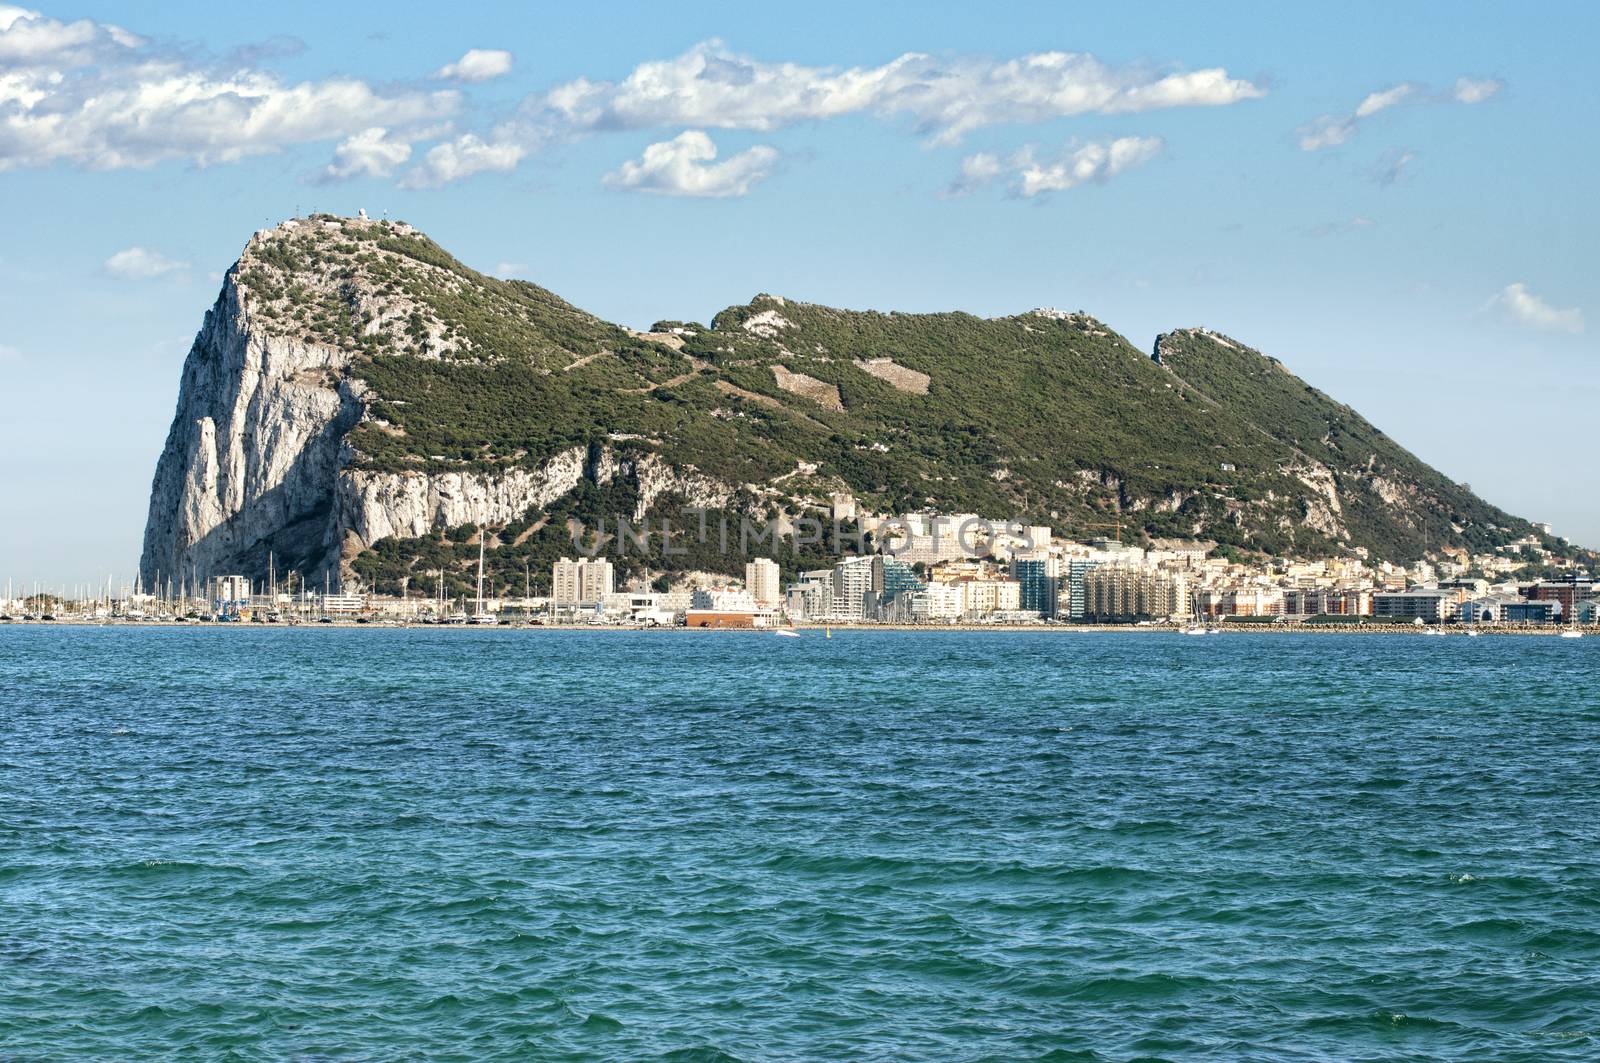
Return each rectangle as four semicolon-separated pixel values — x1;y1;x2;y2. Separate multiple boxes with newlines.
140;215;1559;593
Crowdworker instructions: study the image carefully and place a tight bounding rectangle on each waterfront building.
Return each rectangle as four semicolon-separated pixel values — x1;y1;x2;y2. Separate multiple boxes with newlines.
960;578;1021;618
1372;588;1458;623
1459;595;1523;623
785;572;833;621
215;575;251;607
1502;599;1561;624
872;555;926;600
745;558;781;606
1013;557;1060;618
552;557;616;605
686;587;774;628
830;556;875;621
1065;559;1100;620
1221;586;1283;617
907;582;965;622
1577;599;1600;624
691;588;756;611
320;593;366;616
1083;566;1188;623
1281;587;1333;617
1525;578;1597;617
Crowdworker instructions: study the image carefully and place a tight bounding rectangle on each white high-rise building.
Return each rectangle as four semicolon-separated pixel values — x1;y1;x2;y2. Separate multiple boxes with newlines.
745;558;781;606
581;558;615;602
831;556;874;620
553;557;616;604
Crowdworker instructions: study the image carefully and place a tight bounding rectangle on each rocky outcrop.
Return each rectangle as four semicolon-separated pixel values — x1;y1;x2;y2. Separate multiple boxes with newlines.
139;267;363;590
139;222;736;590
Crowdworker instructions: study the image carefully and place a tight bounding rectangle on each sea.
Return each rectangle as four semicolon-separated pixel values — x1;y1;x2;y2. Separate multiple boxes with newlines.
1;626;1597;1060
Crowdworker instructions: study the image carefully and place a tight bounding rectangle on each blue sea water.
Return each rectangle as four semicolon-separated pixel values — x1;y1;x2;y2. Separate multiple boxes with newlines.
1;626;1598;1060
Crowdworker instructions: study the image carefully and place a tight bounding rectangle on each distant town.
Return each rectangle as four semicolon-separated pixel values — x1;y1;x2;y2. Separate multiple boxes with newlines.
5;496;1595;633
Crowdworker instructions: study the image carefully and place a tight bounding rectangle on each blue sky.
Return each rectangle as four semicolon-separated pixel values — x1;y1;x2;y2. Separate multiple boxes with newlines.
1;1;1595;587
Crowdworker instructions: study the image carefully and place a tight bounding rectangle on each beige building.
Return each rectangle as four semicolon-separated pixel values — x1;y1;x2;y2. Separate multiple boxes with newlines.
745;558;781;606
552;556;616;604
960;578;1021;617
1084;565;1189;622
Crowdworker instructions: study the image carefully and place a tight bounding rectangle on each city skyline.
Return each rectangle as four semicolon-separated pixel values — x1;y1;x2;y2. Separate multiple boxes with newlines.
2;1;1597;585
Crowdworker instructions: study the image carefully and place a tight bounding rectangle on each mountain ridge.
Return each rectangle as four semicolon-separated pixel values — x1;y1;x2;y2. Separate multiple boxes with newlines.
138;215;1583;596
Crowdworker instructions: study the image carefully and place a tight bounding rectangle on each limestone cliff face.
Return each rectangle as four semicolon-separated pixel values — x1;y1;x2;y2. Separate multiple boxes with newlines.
139;266;362;589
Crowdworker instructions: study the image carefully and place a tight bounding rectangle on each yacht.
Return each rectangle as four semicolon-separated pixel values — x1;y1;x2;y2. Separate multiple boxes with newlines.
471;536;499;625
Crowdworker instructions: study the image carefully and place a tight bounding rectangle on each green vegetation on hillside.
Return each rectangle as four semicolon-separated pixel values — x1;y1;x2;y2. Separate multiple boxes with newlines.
223;219;1566;581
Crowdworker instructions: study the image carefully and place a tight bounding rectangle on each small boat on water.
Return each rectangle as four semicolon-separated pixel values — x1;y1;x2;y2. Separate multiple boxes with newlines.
1560;630;1584;639
470;536;499;625
772;629;802;638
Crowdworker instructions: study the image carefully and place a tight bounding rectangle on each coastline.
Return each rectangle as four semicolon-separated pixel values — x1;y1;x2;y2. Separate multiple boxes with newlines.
0;619;1591;636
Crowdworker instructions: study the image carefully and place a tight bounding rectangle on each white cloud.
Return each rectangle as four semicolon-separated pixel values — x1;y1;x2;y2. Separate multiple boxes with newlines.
434;48;513;84
104;246;188;279
0;8;458;171
321;126;414;181
1015;136;1163;196
952;136;1163;198
1297;116;1357;151
1354;82;1418;118
1490;282;1584;333
0;341;21;363
1452;77;1503;104
494;262;529;279
542;41;1261;147
1299;76;1500;152
945;151;1004;196
402;132;527;188
602;130;778;197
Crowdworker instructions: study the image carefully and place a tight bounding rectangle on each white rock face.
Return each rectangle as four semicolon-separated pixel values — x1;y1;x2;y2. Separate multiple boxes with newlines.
140;272;362;588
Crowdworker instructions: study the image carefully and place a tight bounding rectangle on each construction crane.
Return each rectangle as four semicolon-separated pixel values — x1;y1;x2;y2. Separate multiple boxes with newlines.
1077;519;1127;541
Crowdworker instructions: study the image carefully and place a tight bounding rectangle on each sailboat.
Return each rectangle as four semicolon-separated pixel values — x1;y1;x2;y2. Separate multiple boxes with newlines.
471;534;499;624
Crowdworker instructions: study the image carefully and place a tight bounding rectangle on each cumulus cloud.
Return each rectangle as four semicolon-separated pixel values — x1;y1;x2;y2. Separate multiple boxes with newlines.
103;246;188;279
1;13;1258;191
433;48;513;83
1452;76;1503;104
494;262;529;279
1490;282;1584;333
950;136;1162;198
944;151;1004;197
602;130;778;197
1298;76;1501;152
543;41;1261;148
320;126;414;181
0;7;459;171
402;131;528;188
0;341;21;363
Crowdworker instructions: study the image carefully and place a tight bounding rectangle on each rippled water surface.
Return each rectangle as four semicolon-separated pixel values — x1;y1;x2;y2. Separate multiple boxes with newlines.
2;626;1599;1060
